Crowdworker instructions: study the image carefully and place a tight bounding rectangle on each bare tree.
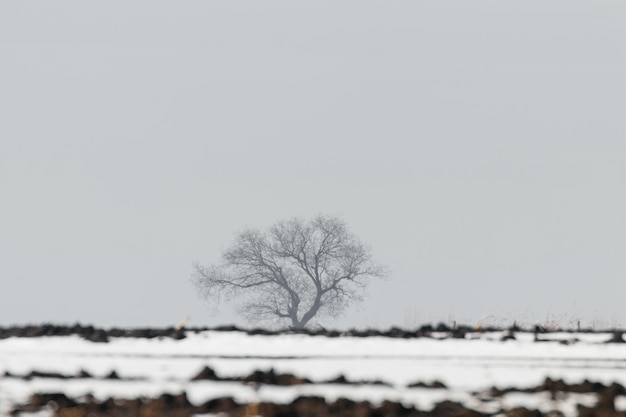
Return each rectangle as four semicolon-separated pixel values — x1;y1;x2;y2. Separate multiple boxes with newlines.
192;215;387;329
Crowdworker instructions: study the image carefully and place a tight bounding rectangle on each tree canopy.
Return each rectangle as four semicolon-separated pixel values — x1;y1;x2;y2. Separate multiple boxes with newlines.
192;215;387;329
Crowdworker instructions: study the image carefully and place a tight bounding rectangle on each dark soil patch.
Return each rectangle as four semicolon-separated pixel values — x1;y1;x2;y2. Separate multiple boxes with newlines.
191;366;390;386
13;378;626;417
12;392;488;417
0;324;185;343
486;377;626;398
4;369;144;381
2;323;624;343
408;380;447;389
323;374;389;386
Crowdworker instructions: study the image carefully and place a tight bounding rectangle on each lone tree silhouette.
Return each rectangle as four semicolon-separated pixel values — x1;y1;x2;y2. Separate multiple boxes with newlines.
192;215;387;329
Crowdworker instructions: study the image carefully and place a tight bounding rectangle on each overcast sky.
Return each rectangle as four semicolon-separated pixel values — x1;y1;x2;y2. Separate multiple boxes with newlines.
1;1;624;330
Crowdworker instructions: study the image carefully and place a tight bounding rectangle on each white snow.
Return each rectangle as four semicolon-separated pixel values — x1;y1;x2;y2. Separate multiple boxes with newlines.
1;330;625;417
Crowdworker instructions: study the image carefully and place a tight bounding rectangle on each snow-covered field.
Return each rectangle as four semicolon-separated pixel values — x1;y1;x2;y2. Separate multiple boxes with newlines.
1;330;625;416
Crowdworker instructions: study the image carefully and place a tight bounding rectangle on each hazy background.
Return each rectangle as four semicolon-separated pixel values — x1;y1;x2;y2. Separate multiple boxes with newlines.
1;1;624;330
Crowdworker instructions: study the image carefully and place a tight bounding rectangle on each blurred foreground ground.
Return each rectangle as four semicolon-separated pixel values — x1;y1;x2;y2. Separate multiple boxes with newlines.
1;325;626;417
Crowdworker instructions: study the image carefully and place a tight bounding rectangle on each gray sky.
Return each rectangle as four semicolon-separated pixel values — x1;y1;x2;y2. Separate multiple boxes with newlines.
1;1;624;329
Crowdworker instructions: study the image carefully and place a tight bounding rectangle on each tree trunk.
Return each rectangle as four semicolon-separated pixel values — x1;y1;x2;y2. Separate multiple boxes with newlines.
293;290;322;329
